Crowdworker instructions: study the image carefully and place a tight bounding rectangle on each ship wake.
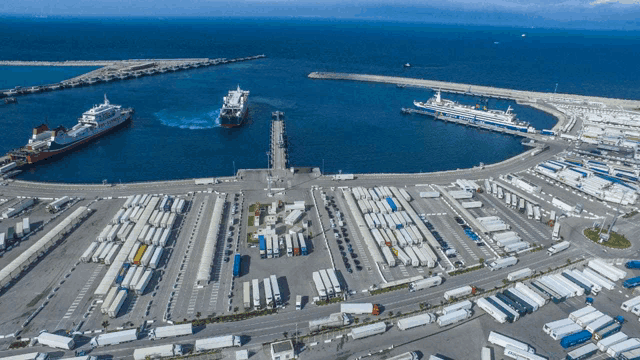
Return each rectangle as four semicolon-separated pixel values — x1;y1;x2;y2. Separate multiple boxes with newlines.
155;108;221;129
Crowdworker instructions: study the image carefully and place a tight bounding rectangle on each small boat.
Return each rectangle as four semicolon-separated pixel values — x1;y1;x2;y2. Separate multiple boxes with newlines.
404;63;411;68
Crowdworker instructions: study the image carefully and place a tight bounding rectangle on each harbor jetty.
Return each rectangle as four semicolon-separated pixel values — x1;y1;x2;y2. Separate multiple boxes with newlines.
1;55;266;97
270;111;288;174
308;72;640;109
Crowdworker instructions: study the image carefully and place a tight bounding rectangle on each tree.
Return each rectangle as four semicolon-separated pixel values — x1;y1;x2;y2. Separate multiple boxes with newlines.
283;331;288;338
101;320;110;332
479;258;485;264
233;307;239;313
196;312;201;319
387;311;394;317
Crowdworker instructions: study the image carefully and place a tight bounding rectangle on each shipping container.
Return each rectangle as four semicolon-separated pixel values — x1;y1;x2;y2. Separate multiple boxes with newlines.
560;330;592;349
477;298;508;323
350;322;386;340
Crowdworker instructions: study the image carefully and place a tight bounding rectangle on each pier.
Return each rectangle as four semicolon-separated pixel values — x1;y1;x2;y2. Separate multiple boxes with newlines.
1;55;266;97
308;72;640;109
269;111;288;174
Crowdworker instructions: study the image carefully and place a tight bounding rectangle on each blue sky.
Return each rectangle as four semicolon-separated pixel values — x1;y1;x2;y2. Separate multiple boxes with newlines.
2;0;640;29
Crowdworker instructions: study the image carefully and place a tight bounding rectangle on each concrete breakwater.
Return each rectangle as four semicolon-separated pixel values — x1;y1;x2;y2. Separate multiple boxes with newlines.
1;55;266;97
0;59;211;66
308;72;640;109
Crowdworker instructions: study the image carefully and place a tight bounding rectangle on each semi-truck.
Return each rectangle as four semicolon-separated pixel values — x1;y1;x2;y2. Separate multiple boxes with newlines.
409;276;442;292
488;256;518;271
264;277;274;308
444;285;475;300
548;241;571;255
309;312;351;332
148;324;192;340
270;274;282;306
594;322;622;341
397;313;436;330
340;303;381;315
90;329;138;347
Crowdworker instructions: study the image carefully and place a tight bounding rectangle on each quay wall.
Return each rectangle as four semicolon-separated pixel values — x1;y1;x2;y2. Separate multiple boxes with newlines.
308;72;640;108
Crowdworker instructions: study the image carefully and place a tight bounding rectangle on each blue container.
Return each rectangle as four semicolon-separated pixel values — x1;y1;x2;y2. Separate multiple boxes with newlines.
259;235;266;259
233;254;242;277
624;277;640;289
626;261;640;269
560;330;592;349
386;197;397;212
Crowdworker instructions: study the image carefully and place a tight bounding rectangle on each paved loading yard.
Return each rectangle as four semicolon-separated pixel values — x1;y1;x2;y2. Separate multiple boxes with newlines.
0;199;125;334
301;264;640;360
230;189;344;309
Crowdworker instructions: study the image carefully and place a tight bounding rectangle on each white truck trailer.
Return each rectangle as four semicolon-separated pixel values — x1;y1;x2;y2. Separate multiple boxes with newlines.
397;313;436;330
548;241;570;255
444;285;474;300
487;331;534;353
194;335;242;352
37;332;75;350
437;309;471;327
507;268;533;282
90;329;138;347
108;289;127;318
409;276;443;292
309;312;351;332
350;322;386;340
133;344;183;360
488;256;518;271
252;278;261;308
312;271;327;299
442;300;473;315
477;298;508;324
148;324;193;340
341;303;380;315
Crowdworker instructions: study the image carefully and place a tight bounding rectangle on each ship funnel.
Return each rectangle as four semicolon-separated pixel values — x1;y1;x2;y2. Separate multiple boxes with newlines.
435;90;441;103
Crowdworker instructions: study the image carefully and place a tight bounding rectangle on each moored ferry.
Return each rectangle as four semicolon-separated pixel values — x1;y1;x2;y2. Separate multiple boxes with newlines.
8;95;133;166
414;91;534;133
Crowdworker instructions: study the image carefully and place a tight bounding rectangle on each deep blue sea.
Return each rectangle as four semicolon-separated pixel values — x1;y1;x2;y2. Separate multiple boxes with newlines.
1;17;639;183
